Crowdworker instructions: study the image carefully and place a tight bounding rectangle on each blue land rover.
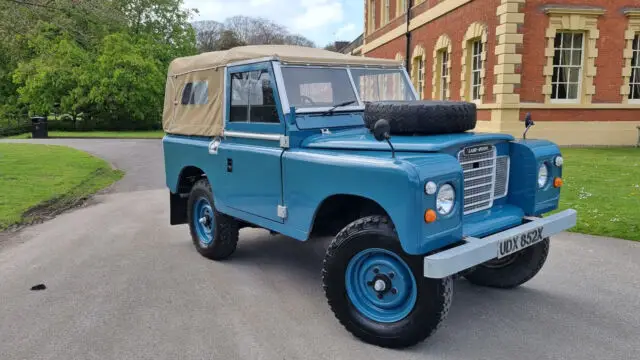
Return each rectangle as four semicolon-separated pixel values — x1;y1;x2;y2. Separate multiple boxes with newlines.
162;45;577;348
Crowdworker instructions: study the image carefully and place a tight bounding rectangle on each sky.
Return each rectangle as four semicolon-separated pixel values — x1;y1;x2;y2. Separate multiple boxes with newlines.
183;0;363;47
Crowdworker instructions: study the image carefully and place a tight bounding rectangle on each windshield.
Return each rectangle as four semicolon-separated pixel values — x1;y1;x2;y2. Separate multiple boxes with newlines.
350;68;416;102
280;66;416;111
281;67;358;109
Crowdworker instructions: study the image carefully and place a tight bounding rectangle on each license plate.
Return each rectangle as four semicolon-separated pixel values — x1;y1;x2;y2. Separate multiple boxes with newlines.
497;227;544;259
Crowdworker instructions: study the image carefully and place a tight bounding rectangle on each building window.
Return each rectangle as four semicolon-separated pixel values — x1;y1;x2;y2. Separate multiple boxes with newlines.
396;0;406;16
439;51;449;100
383;0;390;24
551;32;584;102
629;35;640;101
413;57;424;99
470;40;483;101
368;0;376;34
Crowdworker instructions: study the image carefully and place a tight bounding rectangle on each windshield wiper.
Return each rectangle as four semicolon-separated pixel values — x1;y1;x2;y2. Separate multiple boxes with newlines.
321;100;357;116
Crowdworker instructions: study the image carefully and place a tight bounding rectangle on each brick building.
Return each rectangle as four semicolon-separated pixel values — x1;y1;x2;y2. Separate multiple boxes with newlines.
360;0;640;146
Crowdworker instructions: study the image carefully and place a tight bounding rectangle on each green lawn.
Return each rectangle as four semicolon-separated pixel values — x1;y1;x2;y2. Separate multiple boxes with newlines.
6;130;165;139
0;144;124;230
557;147;640;241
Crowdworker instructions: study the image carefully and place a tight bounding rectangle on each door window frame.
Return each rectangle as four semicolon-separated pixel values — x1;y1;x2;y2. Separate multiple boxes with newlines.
225;62;286;135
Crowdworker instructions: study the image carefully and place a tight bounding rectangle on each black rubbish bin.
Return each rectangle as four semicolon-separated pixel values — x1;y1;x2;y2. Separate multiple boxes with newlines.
31;116;48;138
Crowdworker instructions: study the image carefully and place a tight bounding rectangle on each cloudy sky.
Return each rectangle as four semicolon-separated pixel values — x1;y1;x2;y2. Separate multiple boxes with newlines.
183;0;363;46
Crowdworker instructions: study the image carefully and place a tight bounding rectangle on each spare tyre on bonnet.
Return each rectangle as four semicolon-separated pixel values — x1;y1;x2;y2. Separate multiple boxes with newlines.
363;101;477;135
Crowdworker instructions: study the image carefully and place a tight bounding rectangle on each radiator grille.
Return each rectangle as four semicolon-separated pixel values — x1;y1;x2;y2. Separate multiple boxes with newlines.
458;146;510;215
494;156;510;199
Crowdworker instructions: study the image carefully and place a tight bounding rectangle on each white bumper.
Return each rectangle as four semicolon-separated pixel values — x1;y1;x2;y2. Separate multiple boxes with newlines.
423;209;577;279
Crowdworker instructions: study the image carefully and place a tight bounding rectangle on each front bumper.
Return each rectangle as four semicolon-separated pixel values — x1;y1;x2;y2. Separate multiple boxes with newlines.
423;209;577;278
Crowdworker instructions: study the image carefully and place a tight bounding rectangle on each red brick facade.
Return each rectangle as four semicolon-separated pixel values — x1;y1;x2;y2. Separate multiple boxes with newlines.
361;0;640;145
520;0;635;104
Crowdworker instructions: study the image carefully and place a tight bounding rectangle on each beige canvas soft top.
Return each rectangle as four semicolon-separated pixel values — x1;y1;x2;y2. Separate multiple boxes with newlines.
162;45;403;137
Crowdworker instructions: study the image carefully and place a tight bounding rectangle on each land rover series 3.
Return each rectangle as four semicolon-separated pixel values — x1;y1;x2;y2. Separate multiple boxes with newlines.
162;45;577;348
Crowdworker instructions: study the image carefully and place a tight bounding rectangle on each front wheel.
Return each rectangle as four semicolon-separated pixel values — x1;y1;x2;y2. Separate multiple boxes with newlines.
464;238;550;289
322;216;452;348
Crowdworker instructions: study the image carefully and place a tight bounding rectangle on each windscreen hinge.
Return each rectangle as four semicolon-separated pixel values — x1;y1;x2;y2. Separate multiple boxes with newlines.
280;136;290;148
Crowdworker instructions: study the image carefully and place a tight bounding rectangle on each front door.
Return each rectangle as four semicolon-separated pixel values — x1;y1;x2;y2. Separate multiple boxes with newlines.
216;62;286;223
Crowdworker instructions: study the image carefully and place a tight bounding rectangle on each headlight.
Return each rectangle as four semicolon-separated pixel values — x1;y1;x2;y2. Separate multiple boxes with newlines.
436;184;455;215
538;163;549;188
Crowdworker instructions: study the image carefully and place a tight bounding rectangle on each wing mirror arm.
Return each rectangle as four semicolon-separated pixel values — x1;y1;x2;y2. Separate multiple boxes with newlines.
372;119;396;159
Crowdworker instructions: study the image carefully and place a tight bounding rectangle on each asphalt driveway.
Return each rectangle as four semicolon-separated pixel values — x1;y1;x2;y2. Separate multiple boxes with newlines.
0;139;638;360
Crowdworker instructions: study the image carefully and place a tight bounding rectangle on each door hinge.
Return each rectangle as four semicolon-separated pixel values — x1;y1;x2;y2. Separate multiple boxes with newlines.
279;136;290;148
277;205;288;219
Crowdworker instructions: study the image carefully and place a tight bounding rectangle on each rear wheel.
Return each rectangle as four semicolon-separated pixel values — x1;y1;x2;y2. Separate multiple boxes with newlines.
187;179;239;260
464;239;550;289
322;216;452;348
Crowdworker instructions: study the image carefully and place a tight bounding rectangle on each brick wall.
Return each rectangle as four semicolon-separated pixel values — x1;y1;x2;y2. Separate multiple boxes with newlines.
366;35;406;60
410;0;499;101
520;109;640;122
364;0;500;102
521;0;640;103
366;0;405;43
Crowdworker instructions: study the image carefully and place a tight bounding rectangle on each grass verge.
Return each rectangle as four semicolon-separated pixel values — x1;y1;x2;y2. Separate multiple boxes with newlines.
6;130;164;139
0;143;124;230
557;147;640;241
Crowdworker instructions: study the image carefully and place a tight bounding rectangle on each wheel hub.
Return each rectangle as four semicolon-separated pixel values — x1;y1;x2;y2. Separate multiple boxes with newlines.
193;197;215;245
345;248;418;323
373;279;386;292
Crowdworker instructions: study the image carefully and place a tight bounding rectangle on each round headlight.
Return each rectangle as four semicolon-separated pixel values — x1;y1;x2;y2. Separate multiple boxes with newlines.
554;156;564;167
538;163;549;188
436;184;455;215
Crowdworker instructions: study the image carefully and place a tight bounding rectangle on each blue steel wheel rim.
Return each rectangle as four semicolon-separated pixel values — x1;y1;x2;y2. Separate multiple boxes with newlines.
193;197;215;246
345;248;418;323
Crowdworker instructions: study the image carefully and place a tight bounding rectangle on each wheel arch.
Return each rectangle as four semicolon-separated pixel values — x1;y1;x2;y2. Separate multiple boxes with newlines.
309;193;394;238
170;165;209;225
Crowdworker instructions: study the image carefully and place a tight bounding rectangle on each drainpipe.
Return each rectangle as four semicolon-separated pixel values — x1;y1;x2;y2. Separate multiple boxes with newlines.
405;0;413;72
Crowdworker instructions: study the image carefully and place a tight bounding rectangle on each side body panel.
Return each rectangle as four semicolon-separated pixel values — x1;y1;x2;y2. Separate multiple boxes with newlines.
282;150;463;255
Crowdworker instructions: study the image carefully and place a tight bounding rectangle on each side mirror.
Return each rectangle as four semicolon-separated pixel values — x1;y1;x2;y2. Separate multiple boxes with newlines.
523;112;535;139
371;119;396;158
373;119;391;142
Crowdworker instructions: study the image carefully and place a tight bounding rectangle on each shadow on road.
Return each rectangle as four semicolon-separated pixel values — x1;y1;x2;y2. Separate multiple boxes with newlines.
205;230;609;357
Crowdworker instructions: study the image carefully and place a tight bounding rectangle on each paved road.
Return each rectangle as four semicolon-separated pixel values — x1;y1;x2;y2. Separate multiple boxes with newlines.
0;139;638;360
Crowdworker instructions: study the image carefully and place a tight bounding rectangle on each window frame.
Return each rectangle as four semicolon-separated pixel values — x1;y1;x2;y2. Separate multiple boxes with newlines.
225;62;285;134
368;0;376;34
412;56;424;99
469;39;483;102
396;0;406;17
550;31;585;104
439;50;450;100
629;35;640;103
383;0;390;24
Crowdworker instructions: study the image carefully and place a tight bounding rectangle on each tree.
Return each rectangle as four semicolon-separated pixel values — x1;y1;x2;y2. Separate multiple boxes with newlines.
1;0;197;131
192;20;224;53
216;30;245;51
191;15;316;53
84;33;166;130
12;29;91;117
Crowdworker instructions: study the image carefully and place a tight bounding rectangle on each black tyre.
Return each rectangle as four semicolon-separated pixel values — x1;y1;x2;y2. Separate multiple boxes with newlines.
322;216;452;348
187;179;239;260
363;101;477;135
464;239;550;289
